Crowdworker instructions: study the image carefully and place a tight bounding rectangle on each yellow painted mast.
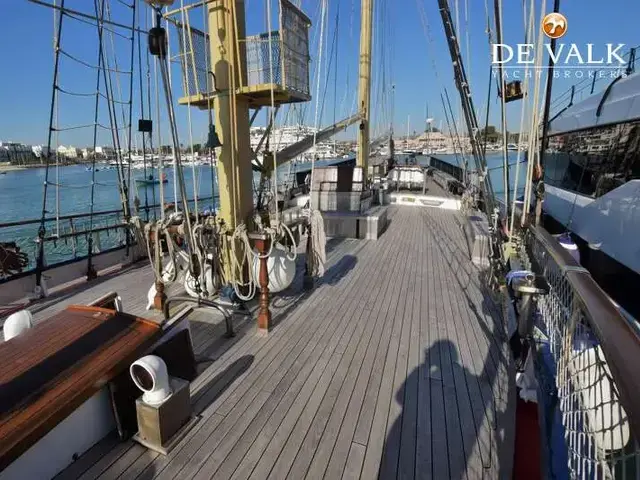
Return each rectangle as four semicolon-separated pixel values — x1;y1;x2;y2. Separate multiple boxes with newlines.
356;0;373;178
207;0;253;231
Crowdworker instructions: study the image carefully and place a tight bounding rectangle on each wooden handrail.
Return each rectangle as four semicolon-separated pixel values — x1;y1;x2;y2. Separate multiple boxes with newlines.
528;225;640;440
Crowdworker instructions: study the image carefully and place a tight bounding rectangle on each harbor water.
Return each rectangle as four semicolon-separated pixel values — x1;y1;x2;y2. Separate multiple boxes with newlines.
0;153;528;271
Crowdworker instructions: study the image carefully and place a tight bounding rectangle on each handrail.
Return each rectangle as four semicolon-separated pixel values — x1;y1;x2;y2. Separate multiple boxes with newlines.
529;226;640;438
528;224;640;440
41;223;128;242
0;209;123;229
0;195;218;229
0;195;218;282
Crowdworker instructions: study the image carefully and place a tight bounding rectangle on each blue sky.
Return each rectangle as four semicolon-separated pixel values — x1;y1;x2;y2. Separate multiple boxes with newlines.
1;0;639;147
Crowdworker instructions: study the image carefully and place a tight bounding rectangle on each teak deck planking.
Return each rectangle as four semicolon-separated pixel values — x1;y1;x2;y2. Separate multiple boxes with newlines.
18;204;514;480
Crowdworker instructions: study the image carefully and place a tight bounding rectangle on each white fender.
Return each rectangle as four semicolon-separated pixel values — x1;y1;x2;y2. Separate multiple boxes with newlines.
251;243;296;293
146;283;157;311
3;310;34;341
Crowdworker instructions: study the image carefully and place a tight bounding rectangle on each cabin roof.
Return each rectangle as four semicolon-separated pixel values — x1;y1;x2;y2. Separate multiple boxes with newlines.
549;72;640;135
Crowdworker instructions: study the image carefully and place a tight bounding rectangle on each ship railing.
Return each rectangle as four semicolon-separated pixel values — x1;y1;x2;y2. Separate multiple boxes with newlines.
0;196;217;308
0;209;128;278
517;224;640;478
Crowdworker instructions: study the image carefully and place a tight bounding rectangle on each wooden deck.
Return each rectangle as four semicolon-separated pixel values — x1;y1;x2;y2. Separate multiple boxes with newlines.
42;205;514;480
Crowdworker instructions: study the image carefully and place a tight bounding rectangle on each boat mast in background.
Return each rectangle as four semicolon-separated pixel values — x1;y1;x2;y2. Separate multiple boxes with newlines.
436;0;494;208
493;0;510;211
406;115;410;149
537;0;561;225
356;0;373;179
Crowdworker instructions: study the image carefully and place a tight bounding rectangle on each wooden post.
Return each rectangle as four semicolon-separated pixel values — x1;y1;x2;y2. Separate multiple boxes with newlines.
207;0;254;232
250;233;272;332
154;280;167;312
147;227;167;312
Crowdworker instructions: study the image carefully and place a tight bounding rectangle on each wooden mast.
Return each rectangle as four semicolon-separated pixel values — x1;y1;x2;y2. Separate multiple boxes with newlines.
207;0;254;231
356;0;373;179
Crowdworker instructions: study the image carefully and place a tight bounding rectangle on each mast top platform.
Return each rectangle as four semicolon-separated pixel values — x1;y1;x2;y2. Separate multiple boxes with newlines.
172;0;311;109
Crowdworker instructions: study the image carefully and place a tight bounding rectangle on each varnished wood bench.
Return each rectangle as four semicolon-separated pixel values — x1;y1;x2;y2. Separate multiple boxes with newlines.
0;305;162;474
87;291;123;311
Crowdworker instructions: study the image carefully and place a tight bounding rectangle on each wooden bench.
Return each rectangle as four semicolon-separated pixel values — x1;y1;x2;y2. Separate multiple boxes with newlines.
87;291;123;311
0;305;162;473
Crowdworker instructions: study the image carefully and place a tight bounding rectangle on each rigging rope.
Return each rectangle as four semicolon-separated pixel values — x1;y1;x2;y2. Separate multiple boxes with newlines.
59;7;131;40
95;0;130;224
202;0;216;213
415;0;467;172
305;209;326;277
464;0;471;93
164;16;179;210
310;0;328;196
440;92;464;169
87;11;105;277
153;8;165;221
54;0;61;240
153;7;201;293
104;0;136;189
37;0;66;291
55;86;95;97
135;0;149;220
521;0;547;226
266;0;279;221
126;0;138;196
179;1;200;222
51;123;95;131
508;0;536;239
59;48;132;74
218;0;239;227
480;0;494;160
304;0;329;281
494;0;511;211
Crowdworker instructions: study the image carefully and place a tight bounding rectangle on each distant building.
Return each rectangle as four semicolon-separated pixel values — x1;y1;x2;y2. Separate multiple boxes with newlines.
81;148;95;159
57;145;80;159
418;131;449;151
95;146;115;158
0;145;9;163
0;141;36;164
249;125;336;160
32;145;52;159
56;145;70;157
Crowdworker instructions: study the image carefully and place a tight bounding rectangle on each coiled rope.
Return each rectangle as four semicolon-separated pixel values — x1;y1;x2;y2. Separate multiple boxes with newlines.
305;209;326;277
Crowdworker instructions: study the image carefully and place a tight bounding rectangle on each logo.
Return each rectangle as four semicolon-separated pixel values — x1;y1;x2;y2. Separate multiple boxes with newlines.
490;11;626;80
542;13;567;39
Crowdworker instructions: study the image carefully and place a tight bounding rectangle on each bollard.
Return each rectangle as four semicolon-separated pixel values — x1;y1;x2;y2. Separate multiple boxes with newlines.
249;233;272;333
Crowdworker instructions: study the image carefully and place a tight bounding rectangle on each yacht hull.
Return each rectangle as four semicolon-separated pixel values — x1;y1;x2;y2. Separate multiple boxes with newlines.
543;180;640;276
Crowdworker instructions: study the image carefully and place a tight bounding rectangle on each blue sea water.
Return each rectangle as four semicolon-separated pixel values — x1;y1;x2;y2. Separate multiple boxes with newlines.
0;164;219;268
0;153;528;270
403;151;530;200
